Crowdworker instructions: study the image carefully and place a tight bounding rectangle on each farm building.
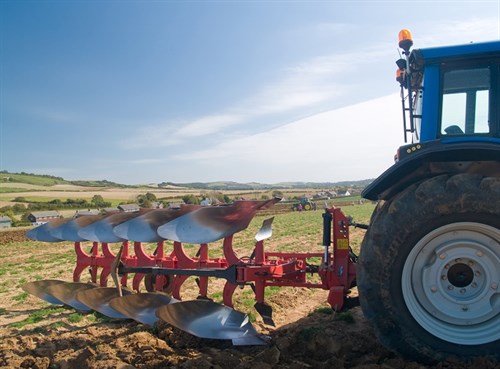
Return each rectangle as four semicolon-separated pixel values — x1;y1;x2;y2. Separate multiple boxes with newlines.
102;207;120;213
0;216;12;229
118;204;140;212
27;211;61;225
337;190;351;196
74;209;100;217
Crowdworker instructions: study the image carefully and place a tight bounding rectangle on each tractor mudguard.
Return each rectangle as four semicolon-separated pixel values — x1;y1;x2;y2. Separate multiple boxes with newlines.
362;139;500;201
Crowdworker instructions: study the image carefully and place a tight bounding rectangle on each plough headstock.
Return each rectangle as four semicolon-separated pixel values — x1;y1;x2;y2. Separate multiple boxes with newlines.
22;200;358;345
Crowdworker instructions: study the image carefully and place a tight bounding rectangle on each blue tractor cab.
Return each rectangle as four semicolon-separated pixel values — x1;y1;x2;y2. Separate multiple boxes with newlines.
363;32;500;200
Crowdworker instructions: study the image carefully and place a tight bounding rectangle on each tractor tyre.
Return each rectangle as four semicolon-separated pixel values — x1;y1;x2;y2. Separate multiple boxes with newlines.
358;174;500;363
304;203;312;211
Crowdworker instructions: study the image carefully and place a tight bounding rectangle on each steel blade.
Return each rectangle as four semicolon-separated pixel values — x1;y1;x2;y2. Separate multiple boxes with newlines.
75;287;133;319
45;282;98;311
157;199;279;244
21;279;66;305
108;292;178;326
231;335;269;346
156;300;264;343
254;302;275;326
113;205;199;242
49;215;104;242
26;218;71;242
255;217;274;242
78;211;145;243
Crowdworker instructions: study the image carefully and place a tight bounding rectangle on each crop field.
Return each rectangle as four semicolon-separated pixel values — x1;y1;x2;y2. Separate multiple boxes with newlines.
0;200;494;368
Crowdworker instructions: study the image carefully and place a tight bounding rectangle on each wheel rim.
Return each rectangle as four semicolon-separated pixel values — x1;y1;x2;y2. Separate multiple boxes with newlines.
402;222;500;345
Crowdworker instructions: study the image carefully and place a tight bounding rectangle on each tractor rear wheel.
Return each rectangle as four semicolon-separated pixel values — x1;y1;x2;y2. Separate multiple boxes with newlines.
358;174;499;363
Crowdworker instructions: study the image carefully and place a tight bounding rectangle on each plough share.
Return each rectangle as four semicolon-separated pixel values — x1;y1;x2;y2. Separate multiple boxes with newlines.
22;199;359;345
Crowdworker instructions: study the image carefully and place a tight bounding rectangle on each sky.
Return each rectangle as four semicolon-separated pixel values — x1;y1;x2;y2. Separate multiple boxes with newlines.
1;1;499;185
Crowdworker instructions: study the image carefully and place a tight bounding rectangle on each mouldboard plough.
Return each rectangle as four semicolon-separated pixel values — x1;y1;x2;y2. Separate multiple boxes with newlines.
22;199;359;345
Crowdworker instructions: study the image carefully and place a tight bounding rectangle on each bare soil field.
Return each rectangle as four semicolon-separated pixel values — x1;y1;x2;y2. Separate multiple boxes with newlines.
0;213;498;369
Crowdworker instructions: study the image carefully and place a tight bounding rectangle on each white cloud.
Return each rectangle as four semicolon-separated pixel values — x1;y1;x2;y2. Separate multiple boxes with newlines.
174;114;244;138
121;114;243;148
121;16;499;158
173;94;403;183
123;44;394;150
415;17;500;46
129;158;164;164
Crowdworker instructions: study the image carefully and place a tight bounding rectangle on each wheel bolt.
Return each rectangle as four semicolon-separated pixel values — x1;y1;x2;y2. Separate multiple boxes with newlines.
439;253;447;260
492;283;498;290
448;285;454;290
468;261;474;266
460;288;466;294
462;306;469;312
471;282;477;288
476;251;484;257
455;258;462;263
441;275;447;280
431;286;438;293
475;271;481;277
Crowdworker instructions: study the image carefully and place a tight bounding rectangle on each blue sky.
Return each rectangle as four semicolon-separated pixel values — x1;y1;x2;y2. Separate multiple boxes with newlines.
1;1;499;185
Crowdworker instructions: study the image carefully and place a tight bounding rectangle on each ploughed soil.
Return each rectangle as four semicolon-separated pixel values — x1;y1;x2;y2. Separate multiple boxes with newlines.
0;231;498;369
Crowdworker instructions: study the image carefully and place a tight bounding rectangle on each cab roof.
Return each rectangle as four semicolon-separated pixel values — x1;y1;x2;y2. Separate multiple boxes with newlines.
411;40;500;65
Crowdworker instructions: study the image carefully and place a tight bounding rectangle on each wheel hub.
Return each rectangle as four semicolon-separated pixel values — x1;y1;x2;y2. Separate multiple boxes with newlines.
447;262;474;288
436;252;494;306
402;222;500;345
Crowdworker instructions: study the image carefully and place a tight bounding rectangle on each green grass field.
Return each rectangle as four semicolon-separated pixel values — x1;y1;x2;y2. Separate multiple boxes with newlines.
0;187;42;194
1;173;68;186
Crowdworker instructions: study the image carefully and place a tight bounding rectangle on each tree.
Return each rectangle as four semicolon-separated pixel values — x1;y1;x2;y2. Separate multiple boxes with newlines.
91;195;105;206
21;212;31;223
182;194;200;205
12;203;26;213
272;190;283;199
145;192;157;201
136;192;157;207
1;209;15;220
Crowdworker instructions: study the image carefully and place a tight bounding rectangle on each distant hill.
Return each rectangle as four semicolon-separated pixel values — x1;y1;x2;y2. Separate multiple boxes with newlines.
0;171;133;188
2;171;373;190
1;171;69;186
69;180;134;188
160;179;373;191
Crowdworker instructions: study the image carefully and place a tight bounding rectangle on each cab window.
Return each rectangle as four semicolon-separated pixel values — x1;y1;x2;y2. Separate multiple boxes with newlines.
440;67;490;135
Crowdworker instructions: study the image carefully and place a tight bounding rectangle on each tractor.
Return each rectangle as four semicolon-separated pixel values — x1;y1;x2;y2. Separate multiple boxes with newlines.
358;30;499;362
21;30;498;364
291;196;315;211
